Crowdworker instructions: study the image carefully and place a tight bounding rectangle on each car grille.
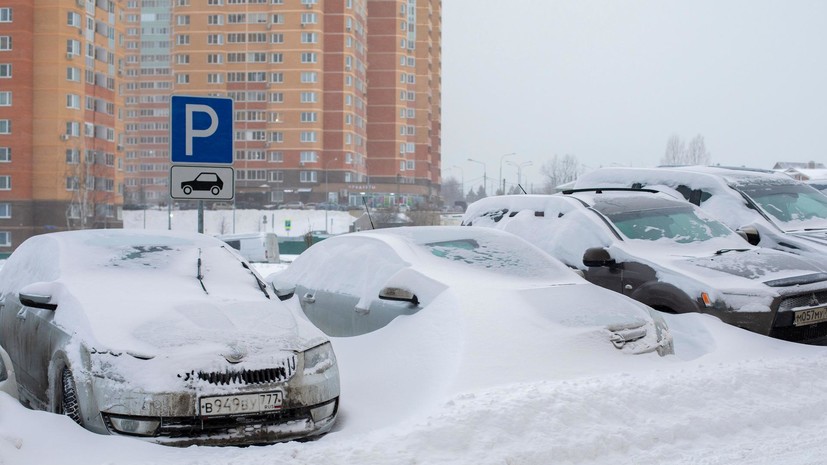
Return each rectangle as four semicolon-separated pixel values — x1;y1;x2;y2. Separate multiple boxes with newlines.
770;291;827;343
194;355;297;386
157;407;312;438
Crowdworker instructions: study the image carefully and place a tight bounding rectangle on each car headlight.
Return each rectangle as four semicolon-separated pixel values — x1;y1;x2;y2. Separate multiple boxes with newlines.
107;415;160;437
303;342;336;376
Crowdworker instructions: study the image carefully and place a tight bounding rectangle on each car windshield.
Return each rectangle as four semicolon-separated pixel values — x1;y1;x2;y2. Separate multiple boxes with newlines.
739;183;827;231
605;205;735;243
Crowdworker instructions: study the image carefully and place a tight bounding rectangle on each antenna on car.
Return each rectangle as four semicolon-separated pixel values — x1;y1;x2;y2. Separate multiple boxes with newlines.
362;196;375;229
518;184;527;194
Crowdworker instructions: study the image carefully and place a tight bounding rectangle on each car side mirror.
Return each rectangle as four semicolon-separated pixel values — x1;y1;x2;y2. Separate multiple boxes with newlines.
583;247;616;268
378;287;419;306
736;226;760;246
18;292;57;311
269;278;296;301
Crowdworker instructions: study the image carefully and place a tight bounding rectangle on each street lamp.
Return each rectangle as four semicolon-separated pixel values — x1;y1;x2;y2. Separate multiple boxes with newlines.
498;152;516;195
467;158;487;195
506;160;533;192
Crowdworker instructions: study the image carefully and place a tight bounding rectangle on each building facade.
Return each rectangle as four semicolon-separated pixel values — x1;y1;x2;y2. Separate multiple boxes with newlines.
0;0;126;255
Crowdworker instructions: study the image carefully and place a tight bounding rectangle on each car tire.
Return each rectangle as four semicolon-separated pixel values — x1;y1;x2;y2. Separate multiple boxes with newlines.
211;186;220;195
183;186;192;195
61;367;82;425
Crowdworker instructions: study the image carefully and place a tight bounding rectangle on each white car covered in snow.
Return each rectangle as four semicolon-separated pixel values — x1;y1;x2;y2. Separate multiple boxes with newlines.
268;226;673;357
0;229;339;446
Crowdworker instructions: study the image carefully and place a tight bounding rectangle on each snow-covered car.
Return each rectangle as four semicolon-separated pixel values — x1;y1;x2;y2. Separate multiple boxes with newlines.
0;230;339;446
463;191;827;344
573;166;827;260
268;226;673;356
0;345;16;399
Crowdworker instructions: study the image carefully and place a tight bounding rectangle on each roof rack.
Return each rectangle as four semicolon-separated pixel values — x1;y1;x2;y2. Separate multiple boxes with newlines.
561;187;660;195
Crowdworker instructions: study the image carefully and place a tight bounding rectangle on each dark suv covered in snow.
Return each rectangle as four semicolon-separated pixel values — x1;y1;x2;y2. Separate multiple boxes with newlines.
463;189;827;344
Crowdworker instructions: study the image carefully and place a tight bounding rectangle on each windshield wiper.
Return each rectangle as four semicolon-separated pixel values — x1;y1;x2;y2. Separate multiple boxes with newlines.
714;248;751;255
197;248;208;294
220;246;271;299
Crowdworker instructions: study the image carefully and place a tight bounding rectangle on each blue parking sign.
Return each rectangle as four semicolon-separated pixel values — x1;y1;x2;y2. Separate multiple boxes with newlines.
170;95;233;165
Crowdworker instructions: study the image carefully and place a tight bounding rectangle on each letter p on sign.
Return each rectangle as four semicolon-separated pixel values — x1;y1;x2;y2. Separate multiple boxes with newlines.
185;104;218;156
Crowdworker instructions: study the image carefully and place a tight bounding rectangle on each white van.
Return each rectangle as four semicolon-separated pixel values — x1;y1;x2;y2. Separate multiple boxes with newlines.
216;232;280;263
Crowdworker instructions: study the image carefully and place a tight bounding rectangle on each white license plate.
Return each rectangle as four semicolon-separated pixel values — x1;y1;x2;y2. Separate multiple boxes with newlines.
793;307;827;326
199;391;284;417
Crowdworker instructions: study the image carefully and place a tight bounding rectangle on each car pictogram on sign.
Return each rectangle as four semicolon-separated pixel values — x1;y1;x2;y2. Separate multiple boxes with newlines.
181;172;224;196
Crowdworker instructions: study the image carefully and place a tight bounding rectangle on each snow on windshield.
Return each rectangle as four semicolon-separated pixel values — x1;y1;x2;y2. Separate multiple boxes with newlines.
739;182;827;230
606;206;734;243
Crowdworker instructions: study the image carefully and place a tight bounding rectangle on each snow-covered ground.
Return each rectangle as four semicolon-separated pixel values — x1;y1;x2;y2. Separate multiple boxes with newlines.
2;213;827;464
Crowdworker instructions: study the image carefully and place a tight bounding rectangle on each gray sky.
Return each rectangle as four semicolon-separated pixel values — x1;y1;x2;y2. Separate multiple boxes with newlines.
441;0;827;191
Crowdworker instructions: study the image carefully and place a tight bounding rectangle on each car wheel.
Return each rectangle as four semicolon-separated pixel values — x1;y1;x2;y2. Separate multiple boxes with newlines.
183;186;192;195
211;186;220;195
61;367;82;425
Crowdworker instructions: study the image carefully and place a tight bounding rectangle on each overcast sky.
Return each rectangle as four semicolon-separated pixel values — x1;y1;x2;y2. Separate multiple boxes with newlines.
441;0;827;191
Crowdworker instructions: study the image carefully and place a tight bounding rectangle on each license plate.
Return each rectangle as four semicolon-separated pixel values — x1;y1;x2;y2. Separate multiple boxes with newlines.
199;391;283;417
793;307;827;326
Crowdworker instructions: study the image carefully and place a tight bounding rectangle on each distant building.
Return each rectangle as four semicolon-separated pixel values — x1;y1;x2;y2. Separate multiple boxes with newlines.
773;161;826;170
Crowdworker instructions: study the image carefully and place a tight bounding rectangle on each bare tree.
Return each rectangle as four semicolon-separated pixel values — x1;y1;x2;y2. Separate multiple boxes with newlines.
440;176;464;207
540;154;584;193
661;134;711;166
686;134;711;165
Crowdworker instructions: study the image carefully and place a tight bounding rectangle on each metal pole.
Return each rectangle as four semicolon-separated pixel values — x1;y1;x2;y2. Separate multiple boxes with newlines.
198;200;204;234
499;152;515;195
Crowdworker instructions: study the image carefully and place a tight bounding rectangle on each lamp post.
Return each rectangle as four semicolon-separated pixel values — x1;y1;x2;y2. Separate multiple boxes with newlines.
324;157;338;233
498;152;516;195
467;158;487;196
507;160;533;192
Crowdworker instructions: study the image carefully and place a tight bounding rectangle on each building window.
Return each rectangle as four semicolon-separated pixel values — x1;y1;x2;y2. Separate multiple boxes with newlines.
269;170;283;182
176;74;189;84
300;72;317;83
66;67;80;81
270;92;284;103
207;14;223;25
0;91;9;106
175;54;190;65
0;203;10;218
300;151;317;163
0;175;10;190
271;33;284;43
300;92;317;103
270;72;283;83
176;35;190;45
0;120;9;134
269;151;283;163
0;9;11;23
301;52;317;63
66;94;80;109
300;112;317;123
301;13;317;24
0;147;9;162
65;148;79;164
301;32;317;44
0;232;10;247
207;54;223;64
0;64;11;78
0;36;10;51
207;34;223;45
207;73;223;84
300;131;317;143
300;171;317;183
270;53;283;63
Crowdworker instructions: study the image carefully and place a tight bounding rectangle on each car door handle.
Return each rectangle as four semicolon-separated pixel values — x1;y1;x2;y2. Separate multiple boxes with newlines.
302;293;316;304
355;307;370;316
16;308;26;320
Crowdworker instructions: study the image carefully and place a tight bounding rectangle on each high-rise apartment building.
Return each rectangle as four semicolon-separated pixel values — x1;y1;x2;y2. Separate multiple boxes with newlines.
365;0;440;206
0;0;441;254
0;0;126;255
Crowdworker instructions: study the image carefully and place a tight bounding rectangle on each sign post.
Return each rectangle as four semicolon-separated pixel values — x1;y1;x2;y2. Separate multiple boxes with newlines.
169;95;235;233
